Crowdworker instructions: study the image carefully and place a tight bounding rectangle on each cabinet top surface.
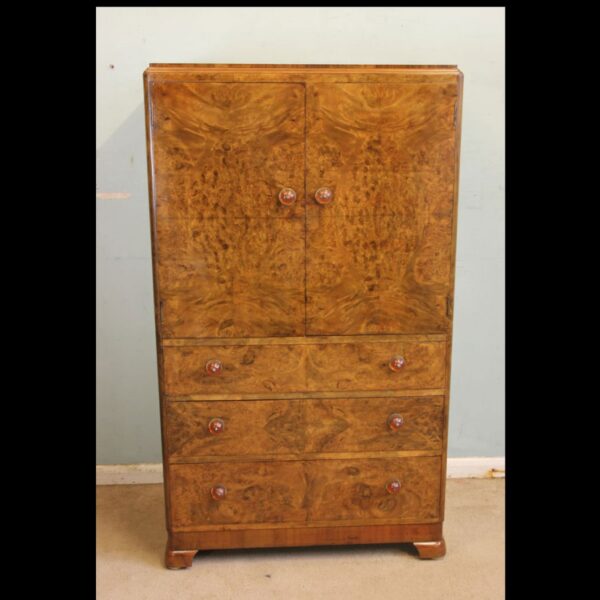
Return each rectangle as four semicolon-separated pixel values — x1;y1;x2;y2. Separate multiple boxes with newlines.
147;63;458;71
144;64;462;83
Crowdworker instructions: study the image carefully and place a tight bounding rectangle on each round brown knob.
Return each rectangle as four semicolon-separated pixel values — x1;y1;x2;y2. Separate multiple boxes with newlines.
314;187;334;205
387;413;404;432
210;485;227;500
385;479;402;495
208;418;225;435
389;356;406;372
205;359;222;376
278;187;297;206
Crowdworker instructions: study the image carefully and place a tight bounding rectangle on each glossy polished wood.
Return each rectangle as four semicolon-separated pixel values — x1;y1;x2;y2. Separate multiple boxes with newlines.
150;81;305;338
157;216;306;339
413;538;447;559
162;334;447;346
145;64;462;569
166;396;444;458
150;81;305;220
165;549;198;569
305;82;457;335
162;339;446;396
170;457;441;529
169;521;443;551
146;64;460;85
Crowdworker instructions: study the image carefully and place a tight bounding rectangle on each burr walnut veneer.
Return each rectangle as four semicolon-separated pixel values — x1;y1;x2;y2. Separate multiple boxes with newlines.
144;64;463;569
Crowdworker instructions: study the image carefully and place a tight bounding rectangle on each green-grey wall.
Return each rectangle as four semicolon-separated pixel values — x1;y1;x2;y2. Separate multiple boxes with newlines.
96;7;505;464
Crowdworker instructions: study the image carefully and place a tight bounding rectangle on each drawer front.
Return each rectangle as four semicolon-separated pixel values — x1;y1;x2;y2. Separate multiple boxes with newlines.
167;396;444;458
162;340;446;396
170;457;441;528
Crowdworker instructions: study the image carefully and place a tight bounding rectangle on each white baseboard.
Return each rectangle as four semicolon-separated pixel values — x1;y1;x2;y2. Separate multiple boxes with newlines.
96;463;164;485
96;457;505;485
446;456;505;479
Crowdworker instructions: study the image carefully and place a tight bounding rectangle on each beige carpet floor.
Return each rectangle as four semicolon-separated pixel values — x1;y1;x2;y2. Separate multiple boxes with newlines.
97;479;504;600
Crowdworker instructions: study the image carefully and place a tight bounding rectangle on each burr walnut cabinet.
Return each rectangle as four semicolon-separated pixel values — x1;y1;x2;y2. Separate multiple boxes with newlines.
143;64;463;569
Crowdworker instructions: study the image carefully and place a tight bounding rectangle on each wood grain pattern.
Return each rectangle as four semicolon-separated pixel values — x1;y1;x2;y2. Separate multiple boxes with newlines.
439;70;464;521
157;217;305;338
413;539;446;559
307;215;451;334
149;81;306;338
165;548;198;569
167;389;445;402
151;81;305;220
169;451;437;464
145;64;461;86
168;522;443;551
166;396;444;458
306;83;457;335
162;340;446;396
161;333;447;346
144;64;462;566
170;457;441;529
144;70;175;534
149;64;458;69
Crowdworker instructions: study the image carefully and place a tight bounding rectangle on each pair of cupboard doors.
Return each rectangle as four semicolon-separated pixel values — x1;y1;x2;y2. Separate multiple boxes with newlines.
147;65;462;340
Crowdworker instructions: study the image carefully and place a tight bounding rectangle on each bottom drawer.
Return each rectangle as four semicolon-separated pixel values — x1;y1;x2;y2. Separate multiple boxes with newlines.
170;457;441;529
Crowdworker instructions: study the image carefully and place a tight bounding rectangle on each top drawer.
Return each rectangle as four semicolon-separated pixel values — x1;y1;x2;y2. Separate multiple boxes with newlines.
162;339;446;396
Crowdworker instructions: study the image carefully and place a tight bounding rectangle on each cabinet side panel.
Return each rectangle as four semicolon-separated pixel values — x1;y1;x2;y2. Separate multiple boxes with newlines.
439;70;464;520
144;71;174;531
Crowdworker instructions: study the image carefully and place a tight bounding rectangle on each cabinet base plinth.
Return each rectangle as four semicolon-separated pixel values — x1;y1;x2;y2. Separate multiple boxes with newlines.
165;547;198;570
413;538;446;559
166;523;444;569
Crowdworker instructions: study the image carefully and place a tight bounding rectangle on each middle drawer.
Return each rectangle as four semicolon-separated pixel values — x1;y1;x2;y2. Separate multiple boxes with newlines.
162;339;446;396
166;396;444;459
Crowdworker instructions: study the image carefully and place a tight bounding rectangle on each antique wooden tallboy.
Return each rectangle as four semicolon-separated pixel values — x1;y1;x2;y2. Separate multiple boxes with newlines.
143;64;463;569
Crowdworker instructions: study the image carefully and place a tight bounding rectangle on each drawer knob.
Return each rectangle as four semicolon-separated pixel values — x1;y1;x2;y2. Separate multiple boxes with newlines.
278;187;297;206
205;359;223;376
210;485;227;500
386;479;402;495
389;356;406;372
387;413;404;431
208;418;225;435
315;186;334;205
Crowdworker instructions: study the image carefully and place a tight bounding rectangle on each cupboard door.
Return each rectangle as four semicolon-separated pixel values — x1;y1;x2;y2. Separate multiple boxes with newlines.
148;82;306;338
306;83;459;335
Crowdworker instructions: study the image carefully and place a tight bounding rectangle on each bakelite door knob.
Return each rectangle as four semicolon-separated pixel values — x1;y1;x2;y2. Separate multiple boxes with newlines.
205;359;223;376
387;414;404;432
385;479;402;495
278;187;297;206
210;485;227;500
389;356;406;372
208;418;225;435
314;187;334;205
